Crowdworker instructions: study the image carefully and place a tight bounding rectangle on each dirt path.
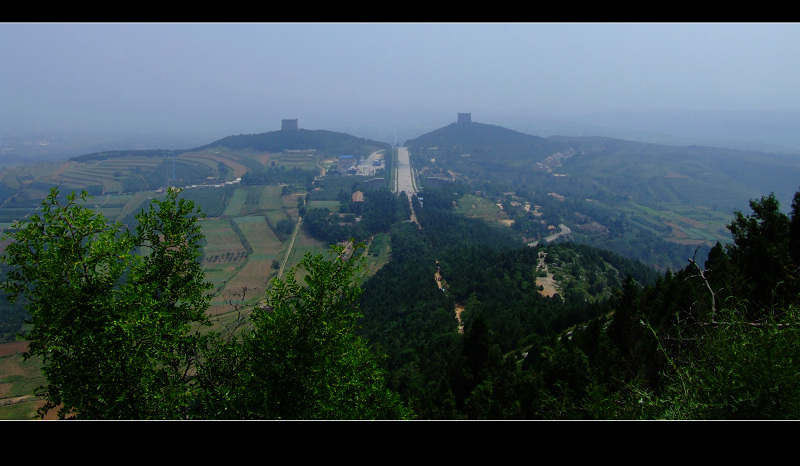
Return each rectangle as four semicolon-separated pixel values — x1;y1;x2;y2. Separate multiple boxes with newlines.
454;304;465;334
435;263;465;333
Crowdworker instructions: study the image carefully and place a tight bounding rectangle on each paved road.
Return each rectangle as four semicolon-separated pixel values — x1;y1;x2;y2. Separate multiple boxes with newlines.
394;146;420;225
394;146;417;197
528;223;572;247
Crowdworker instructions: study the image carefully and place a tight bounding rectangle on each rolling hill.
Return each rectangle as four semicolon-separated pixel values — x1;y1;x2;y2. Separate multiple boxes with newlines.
407;118;800;270
407;119;800;211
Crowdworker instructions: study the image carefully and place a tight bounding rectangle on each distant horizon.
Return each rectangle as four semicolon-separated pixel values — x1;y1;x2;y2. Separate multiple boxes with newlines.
3;23;800;159
3;108;800;163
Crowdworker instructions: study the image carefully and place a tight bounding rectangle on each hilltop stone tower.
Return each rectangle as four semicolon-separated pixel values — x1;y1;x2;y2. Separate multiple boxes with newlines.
457;113;472;124
281;119;299;131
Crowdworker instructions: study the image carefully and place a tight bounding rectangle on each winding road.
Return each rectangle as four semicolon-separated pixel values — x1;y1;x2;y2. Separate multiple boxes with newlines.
528;223;572;247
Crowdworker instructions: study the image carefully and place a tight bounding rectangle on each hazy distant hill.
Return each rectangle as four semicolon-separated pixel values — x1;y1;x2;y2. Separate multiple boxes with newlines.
192;129;391;159
409;121;548;152
0;128;392;208
407;120;800;212
406;122;560;165
406;119;800;271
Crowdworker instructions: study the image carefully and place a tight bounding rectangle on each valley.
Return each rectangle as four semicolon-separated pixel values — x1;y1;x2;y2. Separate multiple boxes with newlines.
2;117;800;419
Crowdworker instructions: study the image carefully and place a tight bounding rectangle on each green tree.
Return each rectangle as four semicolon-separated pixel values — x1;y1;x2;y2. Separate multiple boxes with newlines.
1;187;213;419
789;189;800;276
197;243;413;419
727;192;795;308
640;189;800;419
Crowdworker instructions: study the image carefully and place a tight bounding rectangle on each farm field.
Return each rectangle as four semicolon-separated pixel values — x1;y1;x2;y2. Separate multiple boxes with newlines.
226;217;282;283
258;185;286;210
181;152;250;179
273;151;321;170
307;200;340;211
284;223;328;268
0;137;397;419
201;218;250;301
222;188;248;217
0;181;333;319
625;201;731;246
0;342;50;420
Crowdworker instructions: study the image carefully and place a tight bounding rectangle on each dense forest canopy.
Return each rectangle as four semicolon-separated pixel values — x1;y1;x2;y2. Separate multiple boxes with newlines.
355;188;800;419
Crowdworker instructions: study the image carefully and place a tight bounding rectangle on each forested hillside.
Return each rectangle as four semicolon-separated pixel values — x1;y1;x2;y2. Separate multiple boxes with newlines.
356;187;800;419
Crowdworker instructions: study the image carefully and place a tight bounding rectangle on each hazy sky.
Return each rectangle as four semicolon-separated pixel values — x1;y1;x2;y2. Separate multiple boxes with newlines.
2;22;800;149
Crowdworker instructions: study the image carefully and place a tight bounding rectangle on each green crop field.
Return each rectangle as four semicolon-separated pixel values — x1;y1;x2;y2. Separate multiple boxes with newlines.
235;215;282;253
116;191;161;224
624;201;733;245
206;215;285;311
265;210;289;226
222;188;247;217
307;200;340;211
278;225;329;279
272;152;320;170
0;349;46;420
202;219;249;260
258;184;285;211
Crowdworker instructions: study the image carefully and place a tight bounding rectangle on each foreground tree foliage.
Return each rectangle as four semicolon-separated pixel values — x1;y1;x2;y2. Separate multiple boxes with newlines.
574;190;800;419
196;245;413;419
1;188;213;419
1;189;409;419
646;191;800;419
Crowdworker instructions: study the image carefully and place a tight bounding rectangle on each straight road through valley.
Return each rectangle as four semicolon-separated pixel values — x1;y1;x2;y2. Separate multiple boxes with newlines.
394;146;417;197
394;146;419;224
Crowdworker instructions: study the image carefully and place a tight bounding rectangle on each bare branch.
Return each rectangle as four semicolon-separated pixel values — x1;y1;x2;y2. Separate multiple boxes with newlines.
688;245;717;322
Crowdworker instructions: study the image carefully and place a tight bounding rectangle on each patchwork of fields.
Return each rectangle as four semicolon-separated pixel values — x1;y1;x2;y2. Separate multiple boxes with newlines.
0;159;340;418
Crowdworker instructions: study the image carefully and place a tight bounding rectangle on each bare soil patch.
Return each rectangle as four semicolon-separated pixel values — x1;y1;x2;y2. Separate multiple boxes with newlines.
536;275;559;298
677;215;708;229
664;221;690;238
0;341;28;357
535;251;559;298
666;237;706;245
454;304;465;334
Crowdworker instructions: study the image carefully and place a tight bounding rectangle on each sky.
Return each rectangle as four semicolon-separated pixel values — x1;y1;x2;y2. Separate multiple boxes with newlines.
2;22;800;155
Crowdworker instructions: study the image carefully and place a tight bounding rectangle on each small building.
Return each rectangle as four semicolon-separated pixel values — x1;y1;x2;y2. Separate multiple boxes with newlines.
281;119;298;131
457;113;472;124
351;191;364;202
